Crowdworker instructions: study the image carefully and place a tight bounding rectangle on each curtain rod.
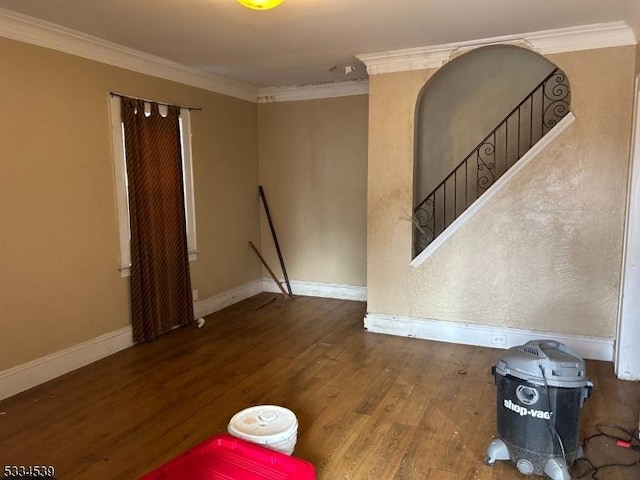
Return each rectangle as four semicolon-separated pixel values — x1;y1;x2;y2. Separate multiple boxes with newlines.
109;92;202;111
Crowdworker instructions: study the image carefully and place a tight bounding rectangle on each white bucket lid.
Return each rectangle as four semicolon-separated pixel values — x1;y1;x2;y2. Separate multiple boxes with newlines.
228;405;298;444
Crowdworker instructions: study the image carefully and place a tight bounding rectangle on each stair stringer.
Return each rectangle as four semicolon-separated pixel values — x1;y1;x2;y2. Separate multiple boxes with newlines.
410;111;576;268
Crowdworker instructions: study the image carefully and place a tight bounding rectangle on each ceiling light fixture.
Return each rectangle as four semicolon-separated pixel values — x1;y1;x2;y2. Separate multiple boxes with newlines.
237;0;284;10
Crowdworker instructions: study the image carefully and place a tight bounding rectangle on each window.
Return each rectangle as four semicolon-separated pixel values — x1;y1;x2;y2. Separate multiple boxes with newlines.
109;95;198;277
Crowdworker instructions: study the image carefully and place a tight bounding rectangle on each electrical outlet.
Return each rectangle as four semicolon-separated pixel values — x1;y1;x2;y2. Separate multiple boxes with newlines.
192;289;198;300
491;334;507;346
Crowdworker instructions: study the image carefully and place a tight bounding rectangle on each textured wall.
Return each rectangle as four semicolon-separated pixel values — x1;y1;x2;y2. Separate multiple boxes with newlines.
0;37;260;370
258;96;368;286
367;46;635;338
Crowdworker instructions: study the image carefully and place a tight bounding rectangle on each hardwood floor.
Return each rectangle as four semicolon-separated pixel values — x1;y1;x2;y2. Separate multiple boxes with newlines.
1;293;639;479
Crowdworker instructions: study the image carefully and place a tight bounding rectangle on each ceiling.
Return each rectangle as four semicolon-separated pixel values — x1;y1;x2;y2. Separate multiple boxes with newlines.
0;0;638;88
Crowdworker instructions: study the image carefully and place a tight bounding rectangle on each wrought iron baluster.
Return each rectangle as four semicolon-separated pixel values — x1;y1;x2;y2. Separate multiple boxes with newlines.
413;67;569;255
440;184;449;233
529;95;534;149
477;137;495;193
540;85;545;137
433;192;437;238
543;70;570;133
505;116;509;169
465;159;468;209
442;182;446;234
517;107;521;159
454;170;457;219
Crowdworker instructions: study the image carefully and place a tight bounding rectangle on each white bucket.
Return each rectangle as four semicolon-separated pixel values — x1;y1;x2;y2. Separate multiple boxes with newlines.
227;405;298;455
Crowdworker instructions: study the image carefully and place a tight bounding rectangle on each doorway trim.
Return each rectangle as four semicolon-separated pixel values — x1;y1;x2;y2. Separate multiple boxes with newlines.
616;74;640;381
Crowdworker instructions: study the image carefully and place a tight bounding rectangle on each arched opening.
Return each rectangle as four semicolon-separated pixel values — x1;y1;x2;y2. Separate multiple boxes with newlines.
413;44;570;257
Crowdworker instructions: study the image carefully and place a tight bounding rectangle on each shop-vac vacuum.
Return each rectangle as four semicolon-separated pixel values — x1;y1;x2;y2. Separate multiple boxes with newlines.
485;340;593;479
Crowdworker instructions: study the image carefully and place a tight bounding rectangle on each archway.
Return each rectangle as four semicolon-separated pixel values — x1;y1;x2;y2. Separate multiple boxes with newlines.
413;44;569;256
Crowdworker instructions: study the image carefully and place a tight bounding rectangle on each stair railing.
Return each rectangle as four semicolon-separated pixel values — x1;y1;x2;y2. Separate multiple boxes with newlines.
413;68;570;254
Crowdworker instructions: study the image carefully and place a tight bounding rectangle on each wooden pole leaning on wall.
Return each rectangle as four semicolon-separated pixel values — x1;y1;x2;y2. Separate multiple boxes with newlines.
259;185;293;295
248;241;289;298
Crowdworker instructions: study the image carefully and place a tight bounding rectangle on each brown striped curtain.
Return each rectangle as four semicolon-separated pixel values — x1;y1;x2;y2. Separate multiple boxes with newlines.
121;98;194;343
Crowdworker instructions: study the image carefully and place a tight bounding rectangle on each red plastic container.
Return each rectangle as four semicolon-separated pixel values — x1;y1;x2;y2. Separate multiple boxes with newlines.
139;434;315;480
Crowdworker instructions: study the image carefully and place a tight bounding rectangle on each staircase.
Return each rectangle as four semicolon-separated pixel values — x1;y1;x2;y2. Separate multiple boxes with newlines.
413;68;570;255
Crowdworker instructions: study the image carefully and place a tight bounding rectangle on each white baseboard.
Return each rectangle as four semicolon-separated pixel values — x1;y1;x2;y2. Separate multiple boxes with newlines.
193;279;263;318
0;279;265;401
0;326;134;401
262;278;367;301
364;312;614;362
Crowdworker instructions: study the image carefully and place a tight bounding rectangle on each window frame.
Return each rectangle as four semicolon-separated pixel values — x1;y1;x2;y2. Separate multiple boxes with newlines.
109;95;198;278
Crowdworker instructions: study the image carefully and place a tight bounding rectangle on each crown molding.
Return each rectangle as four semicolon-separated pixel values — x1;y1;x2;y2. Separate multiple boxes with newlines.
258;79;368;103
0;8;259;102
357;21;637;76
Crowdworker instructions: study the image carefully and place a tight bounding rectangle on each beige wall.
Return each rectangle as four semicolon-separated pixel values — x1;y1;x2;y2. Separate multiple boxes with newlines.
367;46;635;338
0;38;260;371
258;96;368;286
